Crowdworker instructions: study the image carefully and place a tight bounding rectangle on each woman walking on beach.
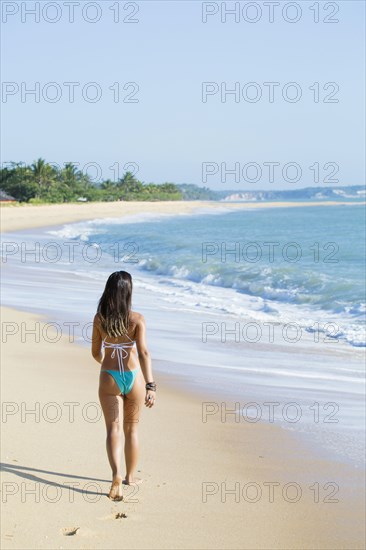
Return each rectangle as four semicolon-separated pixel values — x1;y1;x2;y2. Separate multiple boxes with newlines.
91;271;156;500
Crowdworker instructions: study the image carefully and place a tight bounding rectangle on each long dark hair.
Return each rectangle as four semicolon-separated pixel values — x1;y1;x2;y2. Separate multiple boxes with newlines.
97;271;133;337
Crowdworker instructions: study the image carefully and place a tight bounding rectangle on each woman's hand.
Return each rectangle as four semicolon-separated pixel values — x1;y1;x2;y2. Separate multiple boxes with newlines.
145;390;156;408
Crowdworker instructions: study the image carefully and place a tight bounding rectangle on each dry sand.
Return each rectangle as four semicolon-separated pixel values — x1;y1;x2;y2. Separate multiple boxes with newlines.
1;199;364;233
1;306;365;550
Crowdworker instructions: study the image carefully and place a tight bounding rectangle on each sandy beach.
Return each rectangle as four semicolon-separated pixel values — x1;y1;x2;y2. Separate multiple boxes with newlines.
1;201;365;549
1;199;364;233
1;306;365;550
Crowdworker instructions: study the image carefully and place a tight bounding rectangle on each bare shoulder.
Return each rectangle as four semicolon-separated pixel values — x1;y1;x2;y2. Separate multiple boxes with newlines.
128;311;144;341
129;311;146;327
129;311;145;323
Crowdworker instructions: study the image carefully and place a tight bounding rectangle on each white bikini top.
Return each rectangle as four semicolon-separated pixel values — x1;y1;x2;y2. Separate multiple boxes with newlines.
102;336;136;378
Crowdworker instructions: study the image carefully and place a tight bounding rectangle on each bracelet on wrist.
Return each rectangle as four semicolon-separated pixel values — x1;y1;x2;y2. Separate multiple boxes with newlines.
145;382;156;391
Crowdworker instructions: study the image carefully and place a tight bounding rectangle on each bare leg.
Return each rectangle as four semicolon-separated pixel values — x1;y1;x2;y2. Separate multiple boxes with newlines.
99;373;124;500
123;371;144;485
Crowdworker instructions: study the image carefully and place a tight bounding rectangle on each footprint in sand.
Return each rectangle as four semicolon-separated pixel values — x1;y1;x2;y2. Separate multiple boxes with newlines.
62;527;80;536
115;513;127;519
98;512;127;521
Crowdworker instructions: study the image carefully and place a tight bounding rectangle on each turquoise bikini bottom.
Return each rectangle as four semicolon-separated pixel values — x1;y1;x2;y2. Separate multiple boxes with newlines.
103;369;138;396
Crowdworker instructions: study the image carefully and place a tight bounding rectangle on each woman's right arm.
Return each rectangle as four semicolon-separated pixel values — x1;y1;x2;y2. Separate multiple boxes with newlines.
136;314;153;382
135;314;156;407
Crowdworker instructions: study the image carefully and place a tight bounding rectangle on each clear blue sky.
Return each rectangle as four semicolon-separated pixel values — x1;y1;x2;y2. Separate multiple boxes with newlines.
1;0;365;190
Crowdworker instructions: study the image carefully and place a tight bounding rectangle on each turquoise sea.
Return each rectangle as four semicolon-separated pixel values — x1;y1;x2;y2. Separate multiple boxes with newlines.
47;203;366;348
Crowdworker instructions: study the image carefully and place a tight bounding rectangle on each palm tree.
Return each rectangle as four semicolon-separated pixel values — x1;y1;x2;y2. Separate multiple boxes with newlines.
61;163;79;187
117;171;143;194
101;179;116;191
30;158;57;196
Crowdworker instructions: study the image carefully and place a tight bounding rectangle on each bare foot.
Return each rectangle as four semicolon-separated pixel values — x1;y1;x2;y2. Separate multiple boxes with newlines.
123;477;143;486
109;477;123;501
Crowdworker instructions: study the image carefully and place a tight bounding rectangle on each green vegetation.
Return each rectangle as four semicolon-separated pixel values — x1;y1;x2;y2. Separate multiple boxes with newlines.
0;159;185;203
177;183;219;200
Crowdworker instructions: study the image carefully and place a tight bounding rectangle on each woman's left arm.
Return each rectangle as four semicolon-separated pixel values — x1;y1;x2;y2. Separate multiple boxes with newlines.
91;314;104;364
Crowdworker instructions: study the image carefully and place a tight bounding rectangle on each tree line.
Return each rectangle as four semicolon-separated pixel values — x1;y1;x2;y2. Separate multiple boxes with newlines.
0;159;184;203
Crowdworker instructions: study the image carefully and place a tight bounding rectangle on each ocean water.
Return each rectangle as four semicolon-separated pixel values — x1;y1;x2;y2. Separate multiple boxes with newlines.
1;203;365;465
48;203;366;348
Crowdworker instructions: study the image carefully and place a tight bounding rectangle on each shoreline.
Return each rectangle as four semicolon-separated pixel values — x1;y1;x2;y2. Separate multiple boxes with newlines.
1;203;365;469
1;201;365;548
1;305;365;550
1;199;365;233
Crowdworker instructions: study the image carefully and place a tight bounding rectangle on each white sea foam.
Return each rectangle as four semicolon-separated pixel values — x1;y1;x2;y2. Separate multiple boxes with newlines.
47;206;239;241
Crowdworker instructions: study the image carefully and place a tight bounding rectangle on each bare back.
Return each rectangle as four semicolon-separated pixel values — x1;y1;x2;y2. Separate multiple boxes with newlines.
93;311;141;373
